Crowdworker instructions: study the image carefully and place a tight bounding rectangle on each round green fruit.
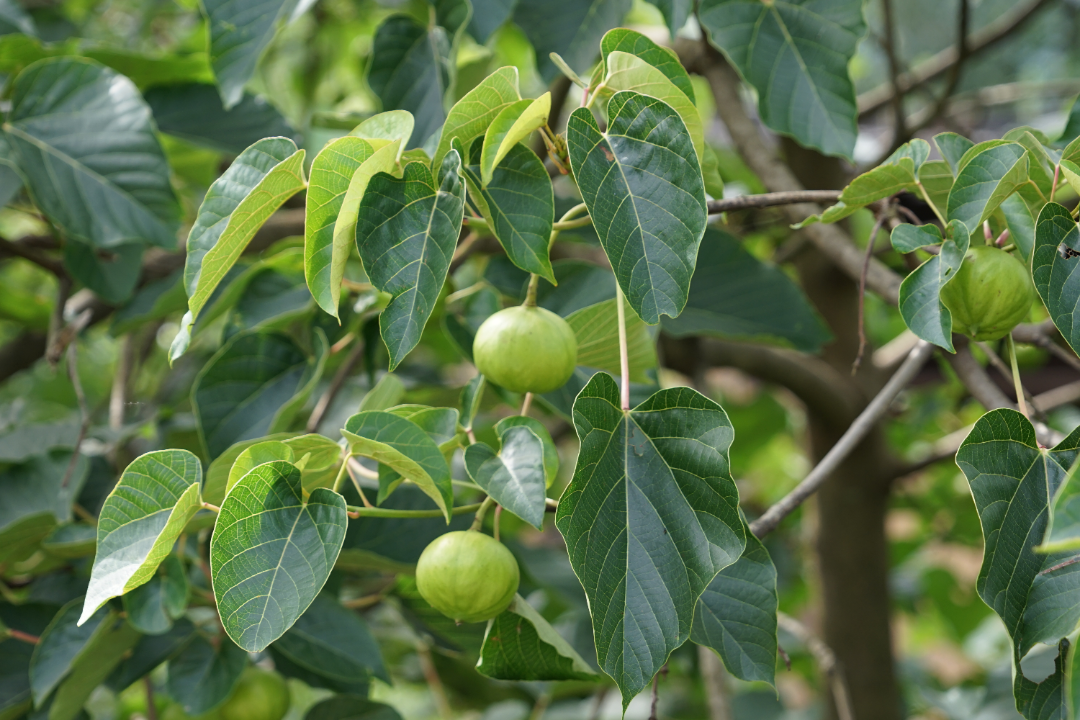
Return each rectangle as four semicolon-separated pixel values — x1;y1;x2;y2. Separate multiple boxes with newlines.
473;306;577;394
219;668;289;720
940;245;1035;341
415;530;520;623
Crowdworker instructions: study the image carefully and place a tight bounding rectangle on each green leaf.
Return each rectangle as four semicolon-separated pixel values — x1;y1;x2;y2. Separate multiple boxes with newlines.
643;0;690;38
226;441;295;499
919;160;955;216
555;373;745;705
598;29;695;104
30;601;111;706
202;432;296;507
566;91;707;325
305;137;378;318
0;451;88;565
699;0;864;159
342;411;452;520
460;375;485;432
271;595;388;686
79;450;202;625
898;220;969;352
106;619;194;693
63;240;143;305
661;228;832;352
368;15;451;149
304;695;402;720
0;0;35;36
479;94;550;186
464;429;546;529
935;132;975;175
496;416;558;488
42;523;97;559
350;110;414;157
566;298;657;382
462;142;555;282
1001;192;1037;261
210;461;348;651
596;51;704;161
512;0;631;82
203;0;304;109
891;223;942;254
466;0;514;43
192;329;327;459
286;434;345;493
691;527;778;686
165;634;247;715
356;152;465;369
145;83;297;155
377;405;461;503
4;57;180;249
477;594;599;681
1015;639;1069;720
358;373;406;412
947;142;1029;235
178;137;306;344
433;66;520;170
0;419;79;464
1033;203;1080;356
122;556;188;635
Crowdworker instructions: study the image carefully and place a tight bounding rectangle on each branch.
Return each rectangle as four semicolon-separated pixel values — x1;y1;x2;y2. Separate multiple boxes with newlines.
776;613;854;720
858;0;1054;117
706;191;841;214
306;338;364;432
879;0;906;143
749;340;934;538
900;0;971;140
0;236;67;277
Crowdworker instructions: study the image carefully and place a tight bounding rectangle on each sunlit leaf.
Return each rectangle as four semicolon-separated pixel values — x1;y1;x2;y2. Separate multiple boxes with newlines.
947;142;1028;235
479;94;550;186
433;66;520;170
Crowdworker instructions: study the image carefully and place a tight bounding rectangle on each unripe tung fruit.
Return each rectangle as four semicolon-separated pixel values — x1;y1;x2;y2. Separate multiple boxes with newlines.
473;306;577;394
415;530;520;623
940;245;1035;341
218;668;290;720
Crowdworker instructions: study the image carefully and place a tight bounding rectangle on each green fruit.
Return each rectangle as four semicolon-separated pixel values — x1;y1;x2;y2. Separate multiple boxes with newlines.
473;306;577;394
940;245;1035;341
218;668;289;720
415;530;520;623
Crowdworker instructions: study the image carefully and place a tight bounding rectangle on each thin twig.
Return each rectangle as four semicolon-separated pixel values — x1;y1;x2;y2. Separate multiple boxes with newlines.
528;693;551;720
109;334;134;431
903;0;970;138
0;236;68;277
144;676;158;720
520;392;533;417
776;613;854;720
853;211;889;374
976;340;1039;417
749;340;934;538
416;642;454;720
648;664;667;720
61;341;90;489
346;457;376;508
5;628;40;644
880;0;906;145
307;338;364;432
706;191;841;215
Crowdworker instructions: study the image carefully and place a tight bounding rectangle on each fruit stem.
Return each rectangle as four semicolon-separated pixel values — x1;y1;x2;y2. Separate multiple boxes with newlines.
615;283;631;411
332;453;352;492
346;502;483;519
520;392;533;417
1000;243;1016;253
470;496;496;531
915;180;947;226
494;505;502;542
524;273;539;307
1007;334;1030;419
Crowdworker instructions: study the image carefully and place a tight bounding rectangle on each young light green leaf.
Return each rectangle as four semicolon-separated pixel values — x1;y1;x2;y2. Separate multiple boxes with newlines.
433;66;520;170
79;450;203;626
476;594;599;681
4;57;180;249
350;110;414;159
356;152;465;369
122;556;188;635
691;527;778;686
566;297;657;382
898;220;969;351
192;330;327;459
935;132;976;175
462;141;555;282
226;441;295;498
891;223;942;254
210;461;347;651
699;0;864;159
556;373;745;706
947;142;1028;234
202;432;296;507
566;91;707;325
342;411;453;519
479;94;550;186
598;28;695;104
513;0;631;82
464;428;547;529
496;416;558;488
596;51;704;161
305;137;376;318
271;595;388;686
1033;203;1080;356
368;16;451;148
166;634;247;715
358;373;406;412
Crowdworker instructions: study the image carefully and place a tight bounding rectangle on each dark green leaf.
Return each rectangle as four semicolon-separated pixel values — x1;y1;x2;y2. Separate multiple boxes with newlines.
477;594;599;681
63;241;143;305
1015;639;1069;720
496;416;557;487
947;142;1028;234
460;375;485;432
0;0;35;36
1001;193;1037;261
464;428;546;529
513;0;630;82
566;91;707;325
106;620;194;692
691;528;778;686
5;58;179;249
192;330;327;459
891;223;942;254
122;557;188;635
555;373;744;704
303;695;402;720
661;228;831;352
699;0;864;159
271;595;388;686
45;611;140;720
145;83;297;155
643;0;690;38
433;66;520;170
165;634;247;715
0;419;79;464
0;452;88;565
934;132;975;176
41;524;97;559
535;261;617;316
210;461;348;651
368;16;451;148
356;152;465;369
898;220;969;351
467;0;515;43
1033;203;1080;356
30;601;109;706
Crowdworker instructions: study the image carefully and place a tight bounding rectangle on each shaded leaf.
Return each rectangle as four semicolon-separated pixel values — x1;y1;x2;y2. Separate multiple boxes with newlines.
433;66;520;170
122;556;188;635
513;0;631;82
464;428;547;529
934;132;975;176
79;450;202;625
496;416;557;488
566;91;707;325
898;220;969;351
467;0;516;43
947;142;1029;235
210;461;348;651
44;610;140;720
477;594;599;681
0;452;88;565
644;0;690;38
1015;639;1069;720
1033;203;1080;356
63;240;143;305
358;374;406;413
1001;192;1037;261
105;619;195;692
567;297;657;382
30;601;110;706
303;695;402;720
460;375;485;432
555;373;744;704
166;634;247;715
891;223;942;254
271;595;388;686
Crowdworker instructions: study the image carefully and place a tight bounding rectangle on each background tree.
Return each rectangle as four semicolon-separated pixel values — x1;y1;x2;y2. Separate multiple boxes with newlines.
1;0;1080;719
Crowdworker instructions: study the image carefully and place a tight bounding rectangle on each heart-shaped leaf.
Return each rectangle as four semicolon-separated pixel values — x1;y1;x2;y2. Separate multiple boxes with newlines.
898;220;969;351
79;450;203;625
5;57;180;249
433;66;520;170
210;461;348;651
226;441;294;499
495;416;558;488
477;594;599;681
165;634;247;715
377;405;461;503
598;29;695;104
567;91;707;325
464;427;547;529
479;94;550;186
891;223;943;254
555;373;745;705
1033;203;1080;355
699;0;865;159
356;152;465;369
